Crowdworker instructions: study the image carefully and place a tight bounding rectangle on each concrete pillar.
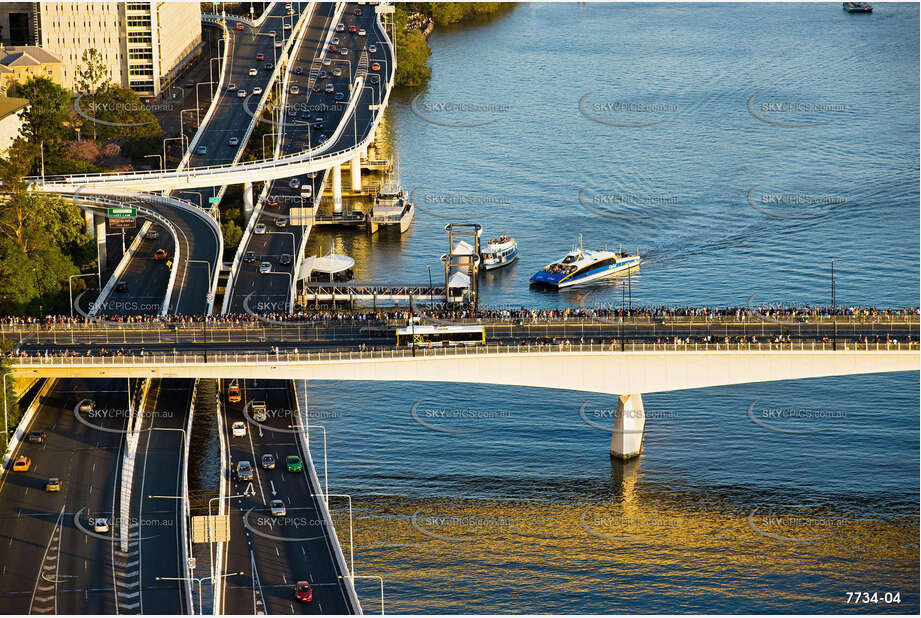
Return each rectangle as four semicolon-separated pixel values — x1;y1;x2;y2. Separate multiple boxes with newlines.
610;394;645;460
243;182;254;218
85;210;95;236
95;215;108;272
332;163;342;214
350;153;361;191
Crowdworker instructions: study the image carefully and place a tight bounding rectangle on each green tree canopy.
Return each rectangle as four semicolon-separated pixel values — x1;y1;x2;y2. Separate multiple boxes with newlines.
16;76;72;145
88;84;162;142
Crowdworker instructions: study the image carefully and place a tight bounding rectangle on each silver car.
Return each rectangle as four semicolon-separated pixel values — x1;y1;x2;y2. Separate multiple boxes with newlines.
259;262;272;274
270;499;286;517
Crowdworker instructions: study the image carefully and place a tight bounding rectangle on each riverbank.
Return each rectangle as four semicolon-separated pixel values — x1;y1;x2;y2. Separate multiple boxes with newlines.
394;3;516;87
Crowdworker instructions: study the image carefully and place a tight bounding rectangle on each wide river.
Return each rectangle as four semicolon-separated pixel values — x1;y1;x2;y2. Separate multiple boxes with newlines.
302;3;919;613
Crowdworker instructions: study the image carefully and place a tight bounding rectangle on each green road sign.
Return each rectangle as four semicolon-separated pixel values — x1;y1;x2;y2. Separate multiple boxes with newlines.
107;207;137;218
208;196;220;204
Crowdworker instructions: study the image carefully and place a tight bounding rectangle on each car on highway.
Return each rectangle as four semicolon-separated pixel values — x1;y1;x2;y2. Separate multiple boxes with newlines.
317;134;328;144
358;28;366;36
328;43;338;53
301;185;313;198
279;253;292;265
253;86;263;96
331;37;340;46
284;22;291;30
236;22;245;31
318;70;328;79
332;67;342;77
287;7;294;15
289;85;299;95
154;248;168;261
369;74;380;85
295;66;303;75
232;421;247;437
340;47;349;56
325;83;334;93
228;382;241;403
268;30;276;38
294;581;313;603
115;281;128;292
251;401;267;421
146;229;160;240
237;89;247;98
275;39;282;48
248;67;258;76
371;62;381;71
254;223;266;234
236;460;253;481
288;177;301;189
257;53;265;61
276;215;289;227
349;25;357;34
335;23;345;32
258;261;272;275
197;145;208;154
264;62;274;71
322;57;331;66
312;115;324;123
334;92;344;101
45;477;61;492
301;110;311;120
369;44;377;53
355;7;363;15
228;136;240;146
11;456;31;472
261;454;276;470
312;84;321;93
270;499;287;517
79;400;95;413
92;517;110;533
286;455;302;472
243;251;257;263
28;431;46;444
227;82;237;91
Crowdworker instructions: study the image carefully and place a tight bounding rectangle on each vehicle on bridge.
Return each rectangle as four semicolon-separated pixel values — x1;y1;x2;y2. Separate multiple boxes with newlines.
251;401;267;421
92;517;110;533
28;431;46;444
236;460;254;481
154;249;168;261
11;456;31;472
45;477;61;492
395;324;486;347
236;22;245;31
286;455;302;472
294;580;313;603
270;499;287;516
262;454;276;470
232;421;247;437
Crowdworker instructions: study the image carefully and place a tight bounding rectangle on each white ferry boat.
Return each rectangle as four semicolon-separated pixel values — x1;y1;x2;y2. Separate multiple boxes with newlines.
369;183;414;234
529;237;639;288
480;234;518;270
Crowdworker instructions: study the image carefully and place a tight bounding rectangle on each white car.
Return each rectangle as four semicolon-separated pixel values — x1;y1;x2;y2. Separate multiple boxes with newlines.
275;39;283;48
92;517;110;533
270;499;287;517
227;82;237;91
232;421;246;437
369;44;377;53
289;85;300;95
237;89;247;98
248;67;258;76
322;57;331;66
254;223;266;234
284;22;292;30
228;137;240;146
325;83;334;93
259;262;272;275
253;86;263;95
146;229;160;240
358;28;366;36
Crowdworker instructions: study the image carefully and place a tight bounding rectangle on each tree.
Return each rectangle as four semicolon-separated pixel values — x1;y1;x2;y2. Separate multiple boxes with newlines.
395;29;431;87
221;219;243;257
16;76;71;146
0;353;20;450
75;48;111;140
91;84;161;143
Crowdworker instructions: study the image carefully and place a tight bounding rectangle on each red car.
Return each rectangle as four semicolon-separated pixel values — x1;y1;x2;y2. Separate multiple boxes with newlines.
235;22;245;31
256;53;264;61
348;25;357;34
294;581;313;603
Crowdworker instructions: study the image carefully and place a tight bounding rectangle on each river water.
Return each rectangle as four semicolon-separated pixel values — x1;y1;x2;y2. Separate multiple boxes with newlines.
302;3;919;613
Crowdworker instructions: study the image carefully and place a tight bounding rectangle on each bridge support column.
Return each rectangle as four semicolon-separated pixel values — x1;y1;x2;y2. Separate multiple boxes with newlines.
610;394;645;460
95;215;108;271
243;182;254;219
332;163;342;214
350;153;361;191
85;210;95;236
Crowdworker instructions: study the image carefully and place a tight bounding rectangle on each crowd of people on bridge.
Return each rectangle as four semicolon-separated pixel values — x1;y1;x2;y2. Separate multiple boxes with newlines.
0;303;917;330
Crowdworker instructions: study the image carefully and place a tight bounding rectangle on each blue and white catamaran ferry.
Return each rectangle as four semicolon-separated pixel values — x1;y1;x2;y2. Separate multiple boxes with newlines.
529;235;640;288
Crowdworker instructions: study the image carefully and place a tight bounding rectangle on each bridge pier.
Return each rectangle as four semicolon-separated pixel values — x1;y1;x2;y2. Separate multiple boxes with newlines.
610;393;645;460
243;182;254;219
332;163;342;213
350;153;361;191
85;210;95;236
95;215;108;271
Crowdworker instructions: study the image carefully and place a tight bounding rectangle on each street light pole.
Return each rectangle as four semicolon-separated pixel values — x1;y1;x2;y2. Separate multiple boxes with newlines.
156;572;243;616
69;273;97;318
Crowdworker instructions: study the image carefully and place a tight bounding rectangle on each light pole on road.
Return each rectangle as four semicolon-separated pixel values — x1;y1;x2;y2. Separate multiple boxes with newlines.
156;572;243;615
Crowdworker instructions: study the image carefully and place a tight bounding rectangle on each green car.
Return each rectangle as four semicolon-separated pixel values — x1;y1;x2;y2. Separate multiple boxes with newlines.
286;455;302;473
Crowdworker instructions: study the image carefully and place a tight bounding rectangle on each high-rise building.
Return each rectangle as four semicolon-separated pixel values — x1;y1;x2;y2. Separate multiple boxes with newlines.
0;2;202;97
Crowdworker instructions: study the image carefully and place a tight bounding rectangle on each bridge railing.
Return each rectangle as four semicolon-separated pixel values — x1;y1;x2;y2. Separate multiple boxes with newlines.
8;340;920;368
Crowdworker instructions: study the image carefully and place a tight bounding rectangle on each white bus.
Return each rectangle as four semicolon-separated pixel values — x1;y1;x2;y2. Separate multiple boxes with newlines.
394;324;485;347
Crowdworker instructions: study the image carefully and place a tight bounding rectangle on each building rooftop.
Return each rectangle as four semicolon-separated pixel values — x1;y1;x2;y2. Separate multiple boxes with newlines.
0;96;28;120
0;45;62;68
